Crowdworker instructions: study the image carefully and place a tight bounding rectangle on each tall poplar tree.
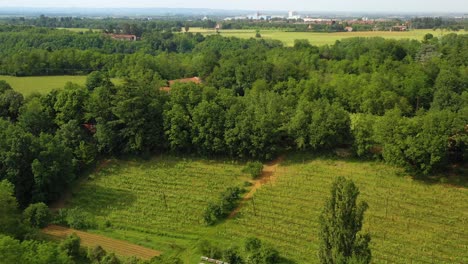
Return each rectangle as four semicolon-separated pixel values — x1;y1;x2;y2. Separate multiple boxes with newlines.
318;177;371;264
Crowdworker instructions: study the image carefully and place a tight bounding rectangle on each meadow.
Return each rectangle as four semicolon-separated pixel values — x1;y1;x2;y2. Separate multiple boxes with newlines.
56;27;102;33
0;75;122;95
66;154;468;263
189;28;466;46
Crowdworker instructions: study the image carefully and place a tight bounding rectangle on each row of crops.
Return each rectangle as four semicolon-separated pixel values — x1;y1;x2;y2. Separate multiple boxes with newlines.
68;155;468;263
221;155;468;263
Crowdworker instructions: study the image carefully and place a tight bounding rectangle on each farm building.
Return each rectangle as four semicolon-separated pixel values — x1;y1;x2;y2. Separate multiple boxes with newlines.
160;77;202;92
344;26;353;32
108;34;137;41
392;25;408;31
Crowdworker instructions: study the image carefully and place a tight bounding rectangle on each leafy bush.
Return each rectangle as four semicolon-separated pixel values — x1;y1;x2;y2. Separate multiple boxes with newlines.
66;208;96;229
59;233;81;259
242;161;263;179
53;208;96;230
203;187;243;225
23;202;51;228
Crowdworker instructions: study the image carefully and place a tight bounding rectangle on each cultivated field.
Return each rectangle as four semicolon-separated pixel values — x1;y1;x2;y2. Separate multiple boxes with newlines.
43;225;160;259
189;28;467;46
0;75;122;95
65;154;468;263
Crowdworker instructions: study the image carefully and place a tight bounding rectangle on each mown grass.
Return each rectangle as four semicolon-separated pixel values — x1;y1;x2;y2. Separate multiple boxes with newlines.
189;28;467;46
0;75;123;95
67;154;468;263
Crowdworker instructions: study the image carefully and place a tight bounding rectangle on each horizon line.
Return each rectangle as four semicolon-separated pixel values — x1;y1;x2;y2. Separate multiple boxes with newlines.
0;6;467;14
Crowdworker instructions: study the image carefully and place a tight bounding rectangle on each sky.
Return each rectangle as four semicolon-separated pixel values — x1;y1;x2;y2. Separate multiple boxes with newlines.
0;0;467;13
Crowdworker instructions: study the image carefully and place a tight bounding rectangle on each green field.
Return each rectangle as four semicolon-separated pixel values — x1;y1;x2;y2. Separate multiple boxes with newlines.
190;28;467;46
0;75;122;95
56;27;102;33
66;154;468;263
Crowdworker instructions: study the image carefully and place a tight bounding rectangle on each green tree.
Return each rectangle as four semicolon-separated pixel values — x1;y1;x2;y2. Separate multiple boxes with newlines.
86;71;113;91
23;202;51;228
0;180;23;237
318;177;371;264
31;133;75;203
54;83;89;126
0;83;24;121
59;233;81;259
18;97;56;136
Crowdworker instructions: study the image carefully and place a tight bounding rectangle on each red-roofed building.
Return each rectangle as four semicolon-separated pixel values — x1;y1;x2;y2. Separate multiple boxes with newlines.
109;34;137;41
160;77;202;92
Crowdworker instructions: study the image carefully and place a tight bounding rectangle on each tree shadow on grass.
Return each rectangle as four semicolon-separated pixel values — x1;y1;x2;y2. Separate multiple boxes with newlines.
281;150;468;189
69;184;137;218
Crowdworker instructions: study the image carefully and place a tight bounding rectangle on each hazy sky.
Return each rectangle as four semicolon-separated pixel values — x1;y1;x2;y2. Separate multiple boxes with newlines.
0;0;467;13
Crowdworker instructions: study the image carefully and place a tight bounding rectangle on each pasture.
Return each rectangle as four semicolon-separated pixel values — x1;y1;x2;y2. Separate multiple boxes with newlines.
189;28;466;46
0;75;122;95
65;154;468;263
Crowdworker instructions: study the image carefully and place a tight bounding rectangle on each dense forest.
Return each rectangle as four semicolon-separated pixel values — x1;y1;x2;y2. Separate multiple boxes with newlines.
0;24;467;263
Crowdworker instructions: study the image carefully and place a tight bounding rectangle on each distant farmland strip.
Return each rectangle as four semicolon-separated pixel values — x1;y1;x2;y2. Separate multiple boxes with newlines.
42;225;161;260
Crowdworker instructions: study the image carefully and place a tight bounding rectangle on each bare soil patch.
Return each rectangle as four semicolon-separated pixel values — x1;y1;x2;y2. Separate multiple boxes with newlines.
228;156;285;219
42;225;161;260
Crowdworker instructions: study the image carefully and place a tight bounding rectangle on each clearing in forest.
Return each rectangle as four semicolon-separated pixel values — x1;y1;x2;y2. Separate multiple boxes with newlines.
0;75;123;95
189;28;467;46
66;154;468;263
42;225;161;260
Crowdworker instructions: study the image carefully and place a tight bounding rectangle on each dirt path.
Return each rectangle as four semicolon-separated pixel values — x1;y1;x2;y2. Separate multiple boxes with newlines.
43;225;161;259
49;160;112;211
228;156;285;219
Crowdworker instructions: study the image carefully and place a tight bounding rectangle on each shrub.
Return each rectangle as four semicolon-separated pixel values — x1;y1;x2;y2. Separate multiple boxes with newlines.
88;245;106;262
242;161;263;179
59;233;81;258
203;187;243;225
23;202;51;228
54;208;96;230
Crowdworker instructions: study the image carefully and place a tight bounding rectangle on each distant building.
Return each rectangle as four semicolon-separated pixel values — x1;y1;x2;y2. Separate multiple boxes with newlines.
202;16;209;21
108;34;137;41
344;26;353;32
392;25;407;31
247;12;271;20
303;18;335;25
288;11;301;20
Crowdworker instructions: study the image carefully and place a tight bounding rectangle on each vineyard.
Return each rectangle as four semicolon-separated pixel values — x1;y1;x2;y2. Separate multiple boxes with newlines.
42;225;160;259
67;154;468;263
67;156;250;262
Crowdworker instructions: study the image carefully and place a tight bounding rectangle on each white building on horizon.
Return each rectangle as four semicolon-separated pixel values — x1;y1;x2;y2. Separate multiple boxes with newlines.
288;11;301;20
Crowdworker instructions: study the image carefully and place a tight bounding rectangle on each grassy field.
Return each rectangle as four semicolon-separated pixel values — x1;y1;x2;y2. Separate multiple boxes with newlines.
189;28;467;46
0;75;122;95
56;27;102;33
65;154;468;263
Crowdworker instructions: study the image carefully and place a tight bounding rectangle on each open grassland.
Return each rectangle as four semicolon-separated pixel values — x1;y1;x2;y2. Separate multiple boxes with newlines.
0;75;122;95
56;27;102;33
43;225;160;260
67;154;468;263
189;28;467;46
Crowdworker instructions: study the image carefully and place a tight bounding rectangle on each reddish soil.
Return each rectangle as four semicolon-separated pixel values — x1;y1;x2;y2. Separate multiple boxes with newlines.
42;225;160;259
228;156;285;219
